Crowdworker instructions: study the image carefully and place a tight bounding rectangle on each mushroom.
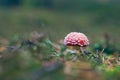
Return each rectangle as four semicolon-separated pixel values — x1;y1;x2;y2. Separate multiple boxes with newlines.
64;32;89;55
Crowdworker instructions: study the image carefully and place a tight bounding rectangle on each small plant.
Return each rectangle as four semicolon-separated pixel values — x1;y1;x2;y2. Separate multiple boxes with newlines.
64;32;89;54
0;31;120;80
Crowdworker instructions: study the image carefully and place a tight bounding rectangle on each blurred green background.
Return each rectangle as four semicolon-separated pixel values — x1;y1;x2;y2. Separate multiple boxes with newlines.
0;0;120;80
0;0;120;41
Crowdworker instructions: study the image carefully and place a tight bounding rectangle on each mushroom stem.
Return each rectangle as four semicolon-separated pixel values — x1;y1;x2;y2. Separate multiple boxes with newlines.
80;47;85;56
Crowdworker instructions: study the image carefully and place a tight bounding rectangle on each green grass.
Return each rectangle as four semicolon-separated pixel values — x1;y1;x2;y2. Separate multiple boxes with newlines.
0;6;119;41
0;2;120;80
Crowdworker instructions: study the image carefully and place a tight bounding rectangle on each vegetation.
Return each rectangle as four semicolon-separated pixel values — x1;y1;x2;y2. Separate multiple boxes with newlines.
0;31;120;80
0;0;120;80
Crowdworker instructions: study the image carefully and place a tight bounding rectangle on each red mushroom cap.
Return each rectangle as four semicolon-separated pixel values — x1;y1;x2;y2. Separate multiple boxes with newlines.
64;32;89;47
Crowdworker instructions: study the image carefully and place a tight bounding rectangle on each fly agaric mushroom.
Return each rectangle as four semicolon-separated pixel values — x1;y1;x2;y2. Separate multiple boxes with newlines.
64;32;89;55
